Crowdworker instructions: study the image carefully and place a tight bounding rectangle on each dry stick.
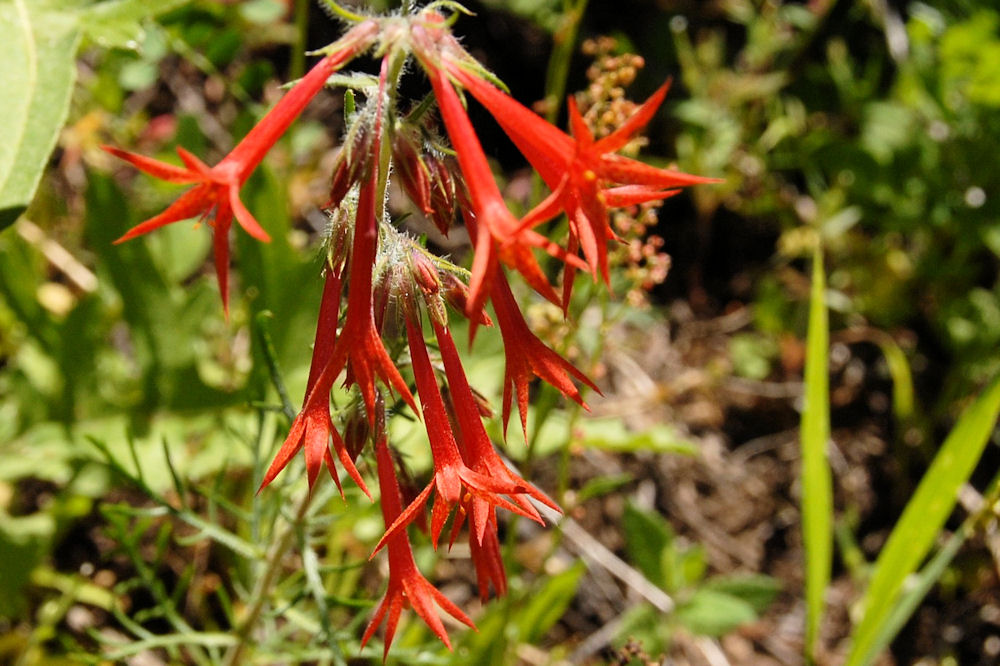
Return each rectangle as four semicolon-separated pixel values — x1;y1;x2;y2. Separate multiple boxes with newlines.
529;489;675;613
222;490;313;666
17;219;98;292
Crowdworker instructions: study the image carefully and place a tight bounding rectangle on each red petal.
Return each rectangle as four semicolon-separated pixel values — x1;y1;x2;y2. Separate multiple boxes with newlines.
593;79;671;154
102;145;201;184
599;154;722;188
113;184;214;243
229;183;271;242
603;185;682;207
175;146;212;176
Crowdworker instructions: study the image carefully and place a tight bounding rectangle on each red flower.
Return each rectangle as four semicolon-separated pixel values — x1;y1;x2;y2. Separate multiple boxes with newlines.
446;64;718;300
442;495;507;601
257;269;369;495
490;272;599;441
467;507;507;601
298;56;417;428
371;313;540;552
431;317;560;542
261;57;416;493
428;67;584;323
362;433;475;658
105;21;379;313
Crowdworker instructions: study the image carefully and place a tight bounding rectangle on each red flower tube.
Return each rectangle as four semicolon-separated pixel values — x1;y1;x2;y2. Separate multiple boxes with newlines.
361;433;475;658
105;21;379;313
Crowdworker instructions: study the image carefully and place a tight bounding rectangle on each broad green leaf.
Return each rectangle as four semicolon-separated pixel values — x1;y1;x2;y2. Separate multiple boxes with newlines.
846;374;1000;666
623;502;673;590
0;0;81;230
0;512;55;618
801;244;833;659
516;561;585;643
79;0;192;49
702;574;783;614
0;0;192;231
674;589;758;637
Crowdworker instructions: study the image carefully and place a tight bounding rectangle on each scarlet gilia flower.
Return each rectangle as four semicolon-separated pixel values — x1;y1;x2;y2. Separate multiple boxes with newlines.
261;58;417;493
431;317;560;540
427;67;585;325
371;312;540;552
258;267;369;495
362;432;475;658
464;501;508;601
300;57;418;426
490;271;599;441
105;21;379;314
445;63;719;305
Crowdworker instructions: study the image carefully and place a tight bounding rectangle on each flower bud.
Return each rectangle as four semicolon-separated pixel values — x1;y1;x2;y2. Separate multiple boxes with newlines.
393;127;434;216
427;155;459;235
409;250;441;295
441;272;492;327
329;122;373;206
342;407;370;462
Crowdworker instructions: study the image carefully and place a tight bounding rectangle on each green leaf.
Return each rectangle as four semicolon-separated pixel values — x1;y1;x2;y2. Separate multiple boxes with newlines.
0;0;81;230
516;561;585;644
846;374;1000;666
702;574;783;614
576;474;632;502
579;418;698;455
674;589;758;637
0;0;192;231
801;244;833;659
0;513;55;618
623;502;673;590
79;0;192;49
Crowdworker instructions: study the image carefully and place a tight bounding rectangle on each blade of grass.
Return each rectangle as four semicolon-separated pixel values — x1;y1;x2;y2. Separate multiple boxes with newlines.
845;374;1000;666
802;244;833;661
869;470;1000;658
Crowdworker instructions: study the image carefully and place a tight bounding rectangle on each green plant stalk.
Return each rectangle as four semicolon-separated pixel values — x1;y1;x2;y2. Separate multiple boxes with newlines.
801;243;833;661
291;0;310;81
845;372;1000;666
532;0;588;204
866;469;1000;663
222;489;313;666
543;0;589;124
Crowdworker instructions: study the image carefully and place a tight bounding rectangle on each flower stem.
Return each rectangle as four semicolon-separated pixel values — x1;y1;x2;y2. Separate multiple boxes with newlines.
222;490;313;666
291;0;310;81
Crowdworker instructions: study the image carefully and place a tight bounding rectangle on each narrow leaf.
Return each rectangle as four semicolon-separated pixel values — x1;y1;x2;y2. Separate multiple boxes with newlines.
846;375;1000;666
801;244;833;659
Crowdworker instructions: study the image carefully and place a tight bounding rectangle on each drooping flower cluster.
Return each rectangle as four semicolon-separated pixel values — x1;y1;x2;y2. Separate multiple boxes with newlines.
105;4;717;656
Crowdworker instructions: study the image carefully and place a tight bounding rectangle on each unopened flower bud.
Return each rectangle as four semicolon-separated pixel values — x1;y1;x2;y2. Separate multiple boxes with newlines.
427;155;460;235
409;250;441;295
441;272;492;327
393;127;434;216
343;408;370;462
329;122;373;206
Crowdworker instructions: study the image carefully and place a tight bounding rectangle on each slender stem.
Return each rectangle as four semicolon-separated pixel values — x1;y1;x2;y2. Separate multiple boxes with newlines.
291;0;310;81
532;0;588;205
222;490;313;666
543;0;589;124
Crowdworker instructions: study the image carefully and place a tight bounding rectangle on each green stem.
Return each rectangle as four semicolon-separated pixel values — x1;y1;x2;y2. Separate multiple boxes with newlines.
543;0;589;124
291;0;310;81
222;490;313;666
533;0;588;205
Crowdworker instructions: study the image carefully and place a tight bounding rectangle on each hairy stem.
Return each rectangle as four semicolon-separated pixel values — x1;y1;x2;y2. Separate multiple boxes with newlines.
222;490;313;666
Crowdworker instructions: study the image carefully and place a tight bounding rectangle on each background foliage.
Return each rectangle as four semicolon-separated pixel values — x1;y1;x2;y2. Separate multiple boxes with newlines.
2;0;1000;664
